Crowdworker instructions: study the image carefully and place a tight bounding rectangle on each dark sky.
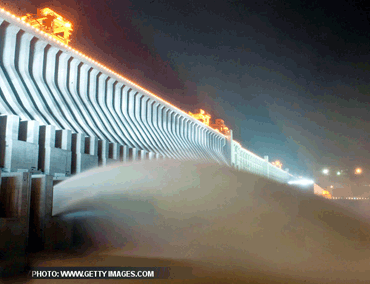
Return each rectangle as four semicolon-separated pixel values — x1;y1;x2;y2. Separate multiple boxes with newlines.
4;0;370;187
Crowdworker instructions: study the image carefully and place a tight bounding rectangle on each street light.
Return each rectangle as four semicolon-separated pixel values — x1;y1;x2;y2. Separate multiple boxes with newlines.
355;168;363;175
336;171;341;176
322;168;329;175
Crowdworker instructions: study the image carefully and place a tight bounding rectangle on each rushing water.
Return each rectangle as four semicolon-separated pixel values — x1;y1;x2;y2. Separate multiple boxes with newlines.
22;160;370;283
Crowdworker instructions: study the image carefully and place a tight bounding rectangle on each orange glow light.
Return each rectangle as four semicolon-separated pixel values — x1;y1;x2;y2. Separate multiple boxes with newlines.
322;190;332;199
209;119;230;135
21;7;73;45
272;160;283;169
188;109;211;126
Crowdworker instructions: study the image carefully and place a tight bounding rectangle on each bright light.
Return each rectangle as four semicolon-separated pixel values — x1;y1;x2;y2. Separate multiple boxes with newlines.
355;168;363;175
322;190;332;199
337;171;341;175
288;179;314;186
330;185;334;188
322;168;329;175
188;109;211;126
272;160;283;169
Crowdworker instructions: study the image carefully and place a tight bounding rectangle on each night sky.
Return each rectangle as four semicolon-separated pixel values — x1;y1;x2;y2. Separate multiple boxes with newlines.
3;0;370;192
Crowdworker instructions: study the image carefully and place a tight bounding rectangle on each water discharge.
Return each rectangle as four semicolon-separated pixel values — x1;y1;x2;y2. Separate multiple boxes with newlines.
22;160;370;283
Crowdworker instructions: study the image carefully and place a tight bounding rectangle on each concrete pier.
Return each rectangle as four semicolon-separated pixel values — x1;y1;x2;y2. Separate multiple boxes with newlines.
0;115;39;173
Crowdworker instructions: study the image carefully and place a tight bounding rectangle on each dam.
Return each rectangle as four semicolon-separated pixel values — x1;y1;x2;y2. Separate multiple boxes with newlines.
0;7;300;277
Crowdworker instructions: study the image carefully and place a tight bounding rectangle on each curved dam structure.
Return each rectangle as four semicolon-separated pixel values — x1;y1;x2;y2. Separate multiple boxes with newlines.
0;7;311;279
0;7;291;182
0;9;228;167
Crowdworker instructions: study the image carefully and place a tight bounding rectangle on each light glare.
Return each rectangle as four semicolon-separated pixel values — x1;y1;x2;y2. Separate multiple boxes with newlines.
288;179;314;186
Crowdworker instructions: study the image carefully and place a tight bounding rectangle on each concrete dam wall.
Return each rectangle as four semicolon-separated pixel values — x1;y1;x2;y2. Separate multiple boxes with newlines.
0;8;292;181
0;10;229;168
0;7;295;277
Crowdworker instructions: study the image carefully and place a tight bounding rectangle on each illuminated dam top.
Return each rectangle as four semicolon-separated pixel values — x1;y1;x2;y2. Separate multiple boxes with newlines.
0;6;297;180
0;7;227;136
